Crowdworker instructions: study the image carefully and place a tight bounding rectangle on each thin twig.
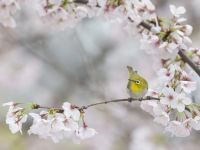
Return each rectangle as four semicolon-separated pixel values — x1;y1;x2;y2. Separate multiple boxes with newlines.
81;96;159;109
34;96;160;112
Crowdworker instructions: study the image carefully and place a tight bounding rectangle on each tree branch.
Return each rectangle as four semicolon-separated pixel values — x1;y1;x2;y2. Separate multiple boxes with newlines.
34;96;160;112
178;49;200;76
80;96;159;109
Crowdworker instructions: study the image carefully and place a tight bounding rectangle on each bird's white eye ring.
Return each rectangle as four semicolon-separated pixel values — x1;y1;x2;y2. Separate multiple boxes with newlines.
135;80;140;84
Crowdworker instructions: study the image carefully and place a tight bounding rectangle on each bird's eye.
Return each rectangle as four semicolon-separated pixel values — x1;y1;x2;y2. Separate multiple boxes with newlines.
135;80;140;84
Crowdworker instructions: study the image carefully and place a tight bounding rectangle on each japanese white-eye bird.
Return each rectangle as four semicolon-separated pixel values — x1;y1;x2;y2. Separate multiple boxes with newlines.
127;66;148;98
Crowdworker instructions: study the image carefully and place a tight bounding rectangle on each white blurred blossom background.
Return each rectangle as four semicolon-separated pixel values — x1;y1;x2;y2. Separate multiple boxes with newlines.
1;0;200;149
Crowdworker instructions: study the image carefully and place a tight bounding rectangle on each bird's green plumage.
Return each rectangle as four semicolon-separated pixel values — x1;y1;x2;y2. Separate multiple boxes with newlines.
127;66;148;98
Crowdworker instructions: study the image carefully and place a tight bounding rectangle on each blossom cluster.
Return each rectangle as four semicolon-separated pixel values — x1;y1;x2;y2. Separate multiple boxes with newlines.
0;0;158;29
35;0;91;30
0;0;22;27
3;101;97;143
135;2;200;137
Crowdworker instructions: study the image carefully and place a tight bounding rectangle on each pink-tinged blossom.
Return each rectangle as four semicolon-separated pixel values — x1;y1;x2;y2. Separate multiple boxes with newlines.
28;111;79;143
153;105;170;126
3;102;27;134
179;81;197;94
153;112;169;126
140;100;158;116
171;93;192;112
159;42;178;55
35;0;90;30
157;65;176;85
140;99;170;126
165;120;191;137
160;87;177;107
28;112;52;140
0;0;21;27
39;6;70;30
140;33;160;53
146;89;160;98
132;0;155;13
62;102;80;121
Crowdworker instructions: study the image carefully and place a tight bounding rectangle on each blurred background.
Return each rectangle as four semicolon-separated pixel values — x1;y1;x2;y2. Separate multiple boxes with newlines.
1;0;200;149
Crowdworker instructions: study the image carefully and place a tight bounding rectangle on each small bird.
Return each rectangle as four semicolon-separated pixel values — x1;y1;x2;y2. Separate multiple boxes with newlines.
127;66;148;99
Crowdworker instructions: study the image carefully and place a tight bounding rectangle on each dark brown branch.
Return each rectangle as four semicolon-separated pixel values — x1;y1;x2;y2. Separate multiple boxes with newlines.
138;21;152;30
138;21;200;77
178;49;200;76
73;0;88;4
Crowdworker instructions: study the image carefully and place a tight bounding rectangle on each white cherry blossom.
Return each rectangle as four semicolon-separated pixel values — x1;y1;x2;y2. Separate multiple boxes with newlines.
0;0;21;27
153;112;169;126
153;105;170;126
165;120;191;137
140;100;158;116
171;93;192;112
76;126;97;140
62;102;80;121
28;112;52;140
160;87;177;107
3;102;27;134
28;111;79;143
170;5;186;18
157;66;176;85
179;80;197;94
141;100;170;126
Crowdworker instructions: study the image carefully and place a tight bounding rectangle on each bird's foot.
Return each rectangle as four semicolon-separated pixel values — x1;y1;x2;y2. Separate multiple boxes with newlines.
128;97;132;103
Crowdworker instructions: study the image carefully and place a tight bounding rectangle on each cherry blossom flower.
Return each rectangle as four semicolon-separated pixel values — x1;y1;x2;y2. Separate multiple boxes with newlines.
171;93;192;112
159;42;178;54
165;120;191;137
76;126;97;140
126;0;156;22
3;102;27;134
146;89;160;98
179;81;197;94
157;65;176;85
160;87;177;107
170;5;186;18
153;112;169;126
0;0;21;27
141;100;170;126
153;105;170;126
28;111;79;143
28;112;52;140
140;100;158;116
62;102;80;121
